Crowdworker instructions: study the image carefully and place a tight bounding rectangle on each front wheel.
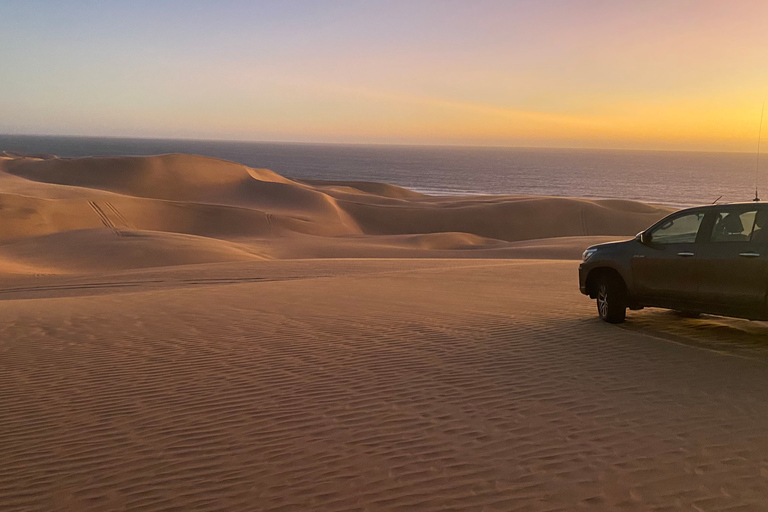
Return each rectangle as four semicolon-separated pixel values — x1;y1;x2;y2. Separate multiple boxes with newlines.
596;275;627;324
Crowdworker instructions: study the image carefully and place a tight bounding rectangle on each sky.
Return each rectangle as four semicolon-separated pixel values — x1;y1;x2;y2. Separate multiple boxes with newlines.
1;0;767;151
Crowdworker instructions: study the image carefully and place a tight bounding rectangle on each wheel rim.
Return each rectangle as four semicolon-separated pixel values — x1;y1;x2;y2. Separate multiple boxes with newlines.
597;283;609;318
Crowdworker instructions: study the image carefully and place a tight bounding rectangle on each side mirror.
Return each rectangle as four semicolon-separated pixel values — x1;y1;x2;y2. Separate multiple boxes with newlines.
637;231;650;245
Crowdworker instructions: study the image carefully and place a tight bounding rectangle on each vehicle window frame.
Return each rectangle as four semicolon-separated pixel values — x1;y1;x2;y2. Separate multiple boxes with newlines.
749;207;768;245
646;209;709;245
703;206;761;244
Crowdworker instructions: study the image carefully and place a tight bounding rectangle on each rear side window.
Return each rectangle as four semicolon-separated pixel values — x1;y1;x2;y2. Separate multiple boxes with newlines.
649;212;705;244
710;209;758;243
751;209;768;243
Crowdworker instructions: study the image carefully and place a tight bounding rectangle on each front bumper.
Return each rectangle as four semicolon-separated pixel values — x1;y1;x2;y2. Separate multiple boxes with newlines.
578;263;589;295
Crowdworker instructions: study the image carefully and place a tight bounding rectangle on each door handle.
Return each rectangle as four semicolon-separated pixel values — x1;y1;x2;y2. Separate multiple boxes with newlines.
739;252;761;258
677;252;695;257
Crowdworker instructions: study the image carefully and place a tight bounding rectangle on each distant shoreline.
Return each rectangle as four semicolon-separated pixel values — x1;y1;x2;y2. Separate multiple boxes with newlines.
0;132;757;154
0;136;759;205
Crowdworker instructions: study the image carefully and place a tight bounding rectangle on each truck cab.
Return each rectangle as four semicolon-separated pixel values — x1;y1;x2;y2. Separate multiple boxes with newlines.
579;203;768;323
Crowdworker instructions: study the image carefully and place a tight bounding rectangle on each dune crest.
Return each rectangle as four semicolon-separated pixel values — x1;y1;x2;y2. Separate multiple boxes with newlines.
4;153;290;200
0;153;673;273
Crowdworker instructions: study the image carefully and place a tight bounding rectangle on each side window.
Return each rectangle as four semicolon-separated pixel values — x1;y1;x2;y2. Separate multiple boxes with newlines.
649;212;704;244
710;209;757;243
750;209;768;244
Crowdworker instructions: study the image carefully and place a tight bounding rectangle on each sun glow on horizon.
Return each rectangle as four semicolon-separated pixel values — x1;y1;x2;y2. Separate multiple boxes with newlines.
1;0;767;151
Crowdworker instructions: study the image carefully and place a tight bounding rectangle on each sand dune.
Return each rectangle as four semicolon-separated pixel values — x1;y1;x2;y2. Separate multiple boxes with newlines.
259;233;625;260
299;178;426;199
3;153;290;200
0;153;673;273
0;229;262;273
335;195;664;240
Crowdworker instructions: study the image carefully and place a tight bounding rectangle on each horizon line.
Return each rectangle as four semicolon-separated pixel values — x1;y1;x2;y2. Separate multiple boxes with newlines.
0;132;758;156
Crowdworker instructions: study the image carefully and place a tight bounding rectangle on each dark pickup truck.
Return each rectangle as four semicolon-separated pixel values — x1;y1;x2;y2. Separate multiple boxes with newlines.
579;203;768;323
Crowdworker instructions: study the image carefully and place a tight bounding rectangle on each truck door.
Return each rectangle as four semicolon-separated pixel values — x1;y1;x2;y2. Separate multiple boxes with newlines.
632;210;706;307
696;207;768;314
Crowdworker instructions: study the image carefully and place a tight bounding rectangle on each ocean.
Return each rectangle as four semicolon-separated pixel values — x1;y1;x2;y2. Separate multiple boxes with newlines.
0;135;762;207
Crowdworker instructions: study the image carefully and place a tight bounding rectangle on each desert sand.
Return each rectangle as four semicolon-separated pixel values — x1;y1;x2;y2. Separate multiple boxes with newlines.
2;153;768;511
0;153;670;272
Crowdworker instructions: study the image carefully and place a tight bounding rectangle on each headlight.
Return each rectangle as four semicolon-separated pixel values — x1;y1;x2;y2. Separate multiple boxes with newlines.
582;248;598;262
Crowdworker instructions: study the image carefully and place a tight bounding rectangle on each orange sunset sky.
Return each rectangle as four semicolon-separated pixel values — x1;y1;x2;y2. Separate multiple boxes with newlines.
1;0;767;151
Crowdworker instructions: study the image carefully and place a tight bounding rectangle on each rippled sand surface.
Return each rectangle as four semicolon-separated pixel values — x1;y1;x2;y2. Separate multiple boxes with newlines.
2;259;768;511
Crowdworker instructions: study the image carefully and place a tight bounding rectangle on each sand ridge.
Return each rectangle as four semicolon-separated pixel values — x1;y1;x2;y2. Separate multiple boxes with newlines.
0;153;672;274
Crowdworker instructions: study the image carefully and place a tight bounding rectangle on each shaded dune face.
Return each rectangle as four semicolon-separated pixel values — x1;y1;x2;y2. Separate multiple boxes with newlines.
336;197;664;241
0;153;673;273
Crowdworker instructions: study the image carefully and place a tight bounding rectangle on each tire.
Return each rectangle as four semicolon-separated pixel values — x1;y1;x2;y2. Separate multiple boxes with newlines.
596;274;627;324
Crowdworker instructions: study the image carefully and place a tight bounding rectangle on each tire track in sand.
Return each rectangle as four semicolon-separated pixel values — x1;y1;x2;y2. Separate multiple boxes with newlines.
104;201;132;229
88;201;121;236
88;201;133;236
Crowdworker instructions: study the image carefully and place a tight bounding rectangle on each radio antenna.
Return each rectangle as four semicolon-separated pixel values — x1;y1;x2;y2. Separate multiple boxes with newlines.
754;102;764;202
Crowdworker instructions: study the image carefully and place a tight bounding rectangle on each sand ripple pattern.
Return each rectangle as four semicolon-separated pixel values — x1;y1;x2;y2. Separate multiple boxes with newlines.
2;261;768;511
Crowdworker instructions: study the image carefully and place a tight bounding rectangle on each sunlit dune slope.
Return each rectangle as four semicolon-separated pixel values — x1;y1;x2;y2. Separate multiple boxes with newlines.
0;153;673;273
299;179;426;199
3;153;291;199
